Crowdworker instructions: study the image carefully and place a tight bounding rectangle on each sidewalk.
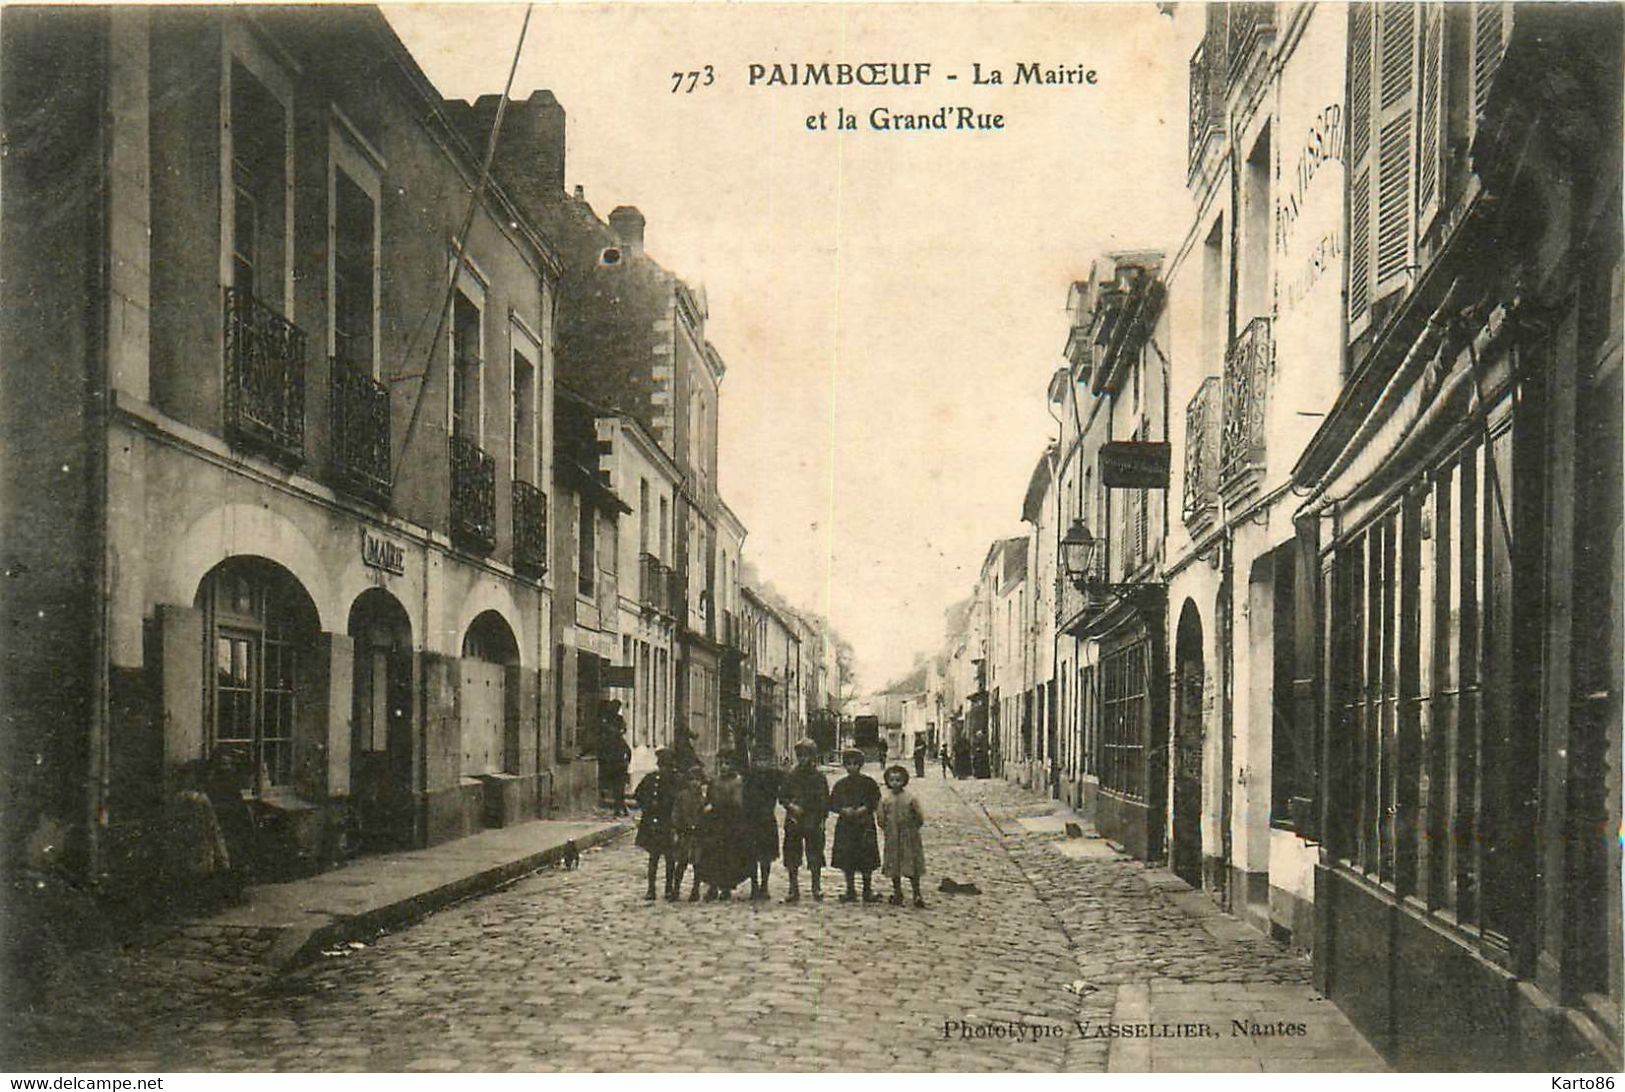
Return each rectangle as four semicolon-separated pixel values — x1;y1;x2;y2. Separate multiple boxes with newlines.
157;814;631;972
944;775;1388;1073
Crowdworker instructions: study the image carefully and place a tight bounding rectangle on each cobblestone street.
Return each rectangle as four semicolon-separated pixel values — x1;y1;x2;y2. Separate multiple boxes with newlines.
22;769;1384;1073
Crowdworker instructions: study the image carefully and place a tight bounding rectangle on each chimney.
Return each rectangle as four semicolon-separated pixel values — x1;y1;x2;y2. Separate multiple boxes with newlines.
469;89;566;198
608;206;646;257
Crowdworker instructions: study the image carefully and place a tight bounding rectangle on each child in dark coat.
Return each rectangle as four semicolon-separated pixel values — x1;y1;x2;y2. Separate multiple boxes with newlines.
779;739;830;902
632;748;678;900
699;754;751;900
671;763;707;902
829;748;882;903
741;755;783;900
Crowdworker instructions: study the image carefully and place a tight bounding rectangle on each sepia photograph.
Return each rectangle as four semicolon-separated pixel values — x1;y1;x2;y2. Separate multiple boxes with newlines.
0;0;1620;1076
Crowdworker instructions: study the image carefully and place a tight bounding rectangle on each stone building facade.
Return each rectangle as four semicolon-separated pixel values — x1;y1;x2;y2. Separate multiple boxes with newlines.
2;7;566;906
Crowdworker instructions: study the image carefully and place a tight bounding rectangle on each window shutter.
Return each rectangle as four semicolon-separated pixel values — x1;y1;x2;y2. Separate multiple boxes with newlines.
1416;2;1445;234
1137;486;1148;567
1472;1;1510;128
1347;4;1376;328
1373;1;1418;298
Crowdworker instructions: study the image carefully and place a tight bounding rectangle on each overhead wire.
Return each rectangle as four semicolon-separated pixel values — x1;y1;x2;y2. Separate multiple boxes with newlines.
393;3;536;483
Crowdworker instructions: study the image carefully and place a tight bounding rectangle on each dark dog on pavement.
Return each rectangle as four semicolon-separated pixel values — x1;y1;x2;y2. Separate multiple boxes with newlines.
561;839;581;870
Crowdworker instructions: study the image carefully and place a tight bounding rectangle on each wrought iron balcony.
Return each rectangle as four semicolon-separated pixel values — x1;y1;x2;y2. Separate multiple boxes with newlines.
1184;376;1221;530
639;552;673;616
449;433;496;554
224;287;306;465
671;566;689;623
512;480;547;577
1226;2;1276;86
1188;38;1223;172
1220;316;1272;495
722;608;749;652
330;357;391;506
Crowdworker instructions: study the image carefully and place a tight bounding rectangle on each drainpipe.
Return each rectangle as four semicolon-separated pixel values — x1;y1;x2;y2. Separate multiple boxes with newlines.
1220;122;1241;905
1046;398;1065;794
88;19;114;885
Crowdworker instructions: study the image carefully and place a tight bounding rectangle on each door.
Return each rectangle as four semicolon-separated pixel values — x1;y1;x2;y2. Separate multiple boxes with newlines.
1173;607;1205;887
461;659;506;776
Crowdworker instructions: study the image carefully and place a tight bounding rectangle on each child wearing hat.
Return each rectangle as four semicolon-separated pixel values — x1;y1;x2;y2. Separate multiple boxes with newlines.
700;753;751;900
632;748;678;900
671;763;707;901
779;738;830;902
878;764;927;908
829;748;882;903
741;748;783;900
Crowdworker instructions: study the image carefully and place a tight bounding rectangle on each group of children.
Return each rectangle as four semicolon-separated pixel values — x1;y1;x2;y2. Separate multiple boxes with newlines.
631;741;928;908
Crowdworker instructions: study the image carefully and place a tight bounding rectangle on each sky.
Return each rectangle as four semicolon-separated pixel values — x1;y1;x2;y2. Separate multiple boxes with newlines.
386;2;1197;694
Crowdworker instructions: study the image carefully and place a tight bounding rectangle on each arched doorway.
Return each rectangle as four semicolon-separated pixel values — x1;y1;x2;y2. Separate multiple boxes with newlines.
195;557;320;796
347;588;413;853
461;610;519;779
1172;600;1206;887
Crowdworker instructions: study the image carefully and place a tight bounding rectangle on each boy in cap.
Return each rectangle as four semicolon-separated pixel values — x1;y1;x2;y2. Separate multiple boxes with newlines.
632;747;677;900
778;738;829;902
742;746;783;900
670;762;707;901
829;748;882;903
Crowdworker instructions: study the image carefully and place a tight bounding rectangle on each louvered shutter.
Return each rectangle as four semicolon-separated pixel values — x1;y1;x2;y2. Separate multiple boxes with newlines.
1372;1;1418;300
1347;4;1376;329
1135;421;1149;568
1416;2;1445;234
1472;1;1510;130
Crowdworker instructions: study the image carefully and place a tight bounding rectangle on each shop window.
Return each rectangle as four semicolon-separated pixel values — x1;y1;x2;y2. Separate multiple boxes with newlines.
1325;421;1521;947
198;560;317;796
576;650;602;757
1101;642;1148;800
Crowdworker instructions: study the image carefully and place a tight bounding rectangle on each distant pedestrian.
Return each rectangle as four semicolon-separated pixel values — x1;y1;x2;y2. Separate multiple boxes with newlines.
742;750;783;901
632;748;678;900
878;738;889;767
913;738;927;780
600;702;631;816
699;754;750;900
779;738;830;902
878;765;927;908
939;743;951;779
671;763;707;901
829;748;881;903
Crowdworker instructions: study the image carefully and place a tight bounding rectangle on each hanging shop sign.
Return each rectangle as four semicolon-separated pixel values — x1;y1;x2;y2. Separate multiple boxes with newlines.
1100;441;1171;489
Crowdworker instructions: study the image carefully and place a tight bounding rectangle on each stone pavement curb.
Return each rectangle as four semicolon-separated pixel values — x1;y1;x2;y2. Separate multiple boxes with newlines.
263;820;632;970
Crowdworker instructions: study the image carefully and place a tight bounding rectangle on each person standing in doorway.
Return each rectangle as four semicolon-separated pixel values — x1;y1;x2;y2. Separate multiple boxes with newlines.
600;700;631;816
913;737;927;780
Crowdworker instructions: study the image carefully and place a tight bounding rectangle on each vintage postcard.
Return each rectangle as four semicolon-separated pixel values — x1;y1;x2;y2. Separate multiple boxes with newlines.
1;0;1619;1077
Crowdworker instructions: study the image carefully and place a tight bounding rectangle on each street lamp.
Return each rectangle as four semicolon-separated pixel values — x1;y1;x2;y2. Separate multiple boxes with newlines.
1060;518;1101;588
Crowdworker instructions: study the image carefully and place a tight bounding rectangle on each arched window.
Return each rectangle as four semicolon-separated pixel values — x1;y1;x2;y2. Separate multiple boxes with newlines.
197;558;319;794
